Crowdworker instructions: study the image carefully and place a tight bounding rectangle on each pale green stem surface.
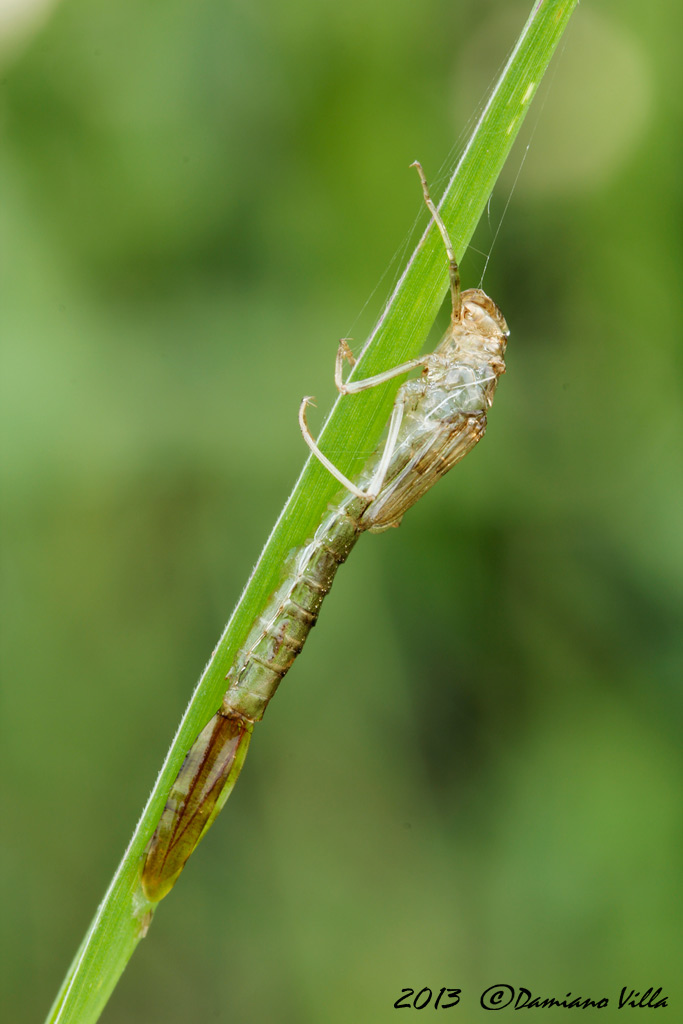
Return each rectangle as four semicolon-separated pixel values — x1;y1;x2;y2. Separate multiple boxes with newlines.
46;2;578;1021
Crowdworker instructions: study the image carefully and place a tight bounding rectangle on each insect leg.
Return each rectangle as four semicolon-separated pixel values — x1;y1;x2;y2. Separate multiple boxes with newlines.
335;340;428;396
298;396;367;498
299;390;406;501
410;160;461;321
365;389;406;497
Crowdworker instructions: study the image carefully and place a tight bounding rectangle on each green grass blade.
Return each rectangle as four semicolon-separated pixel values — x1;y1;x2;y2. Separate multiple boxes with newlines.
45;2;578;1021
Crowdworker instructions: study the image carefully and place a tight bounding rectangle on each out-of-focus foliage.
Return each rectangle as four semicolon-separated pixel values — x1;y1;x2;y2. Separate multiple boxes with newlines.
1;1;680;1022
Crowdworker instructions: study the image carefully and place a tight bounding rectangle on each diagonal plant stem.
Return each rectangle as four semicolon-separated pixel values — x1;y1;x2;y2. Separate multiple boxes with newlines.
45;2;578;1022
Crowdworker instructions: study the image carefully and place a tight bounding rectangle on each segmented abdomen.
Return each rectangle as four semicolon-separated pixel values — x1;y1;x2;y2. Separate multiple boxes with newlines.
222;499;365;721
141;500;364;901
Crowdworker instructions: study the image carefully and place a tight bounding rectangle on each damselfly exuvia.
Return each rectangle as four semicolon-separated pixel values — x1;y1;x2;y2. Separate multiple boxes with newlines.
141;163;509;902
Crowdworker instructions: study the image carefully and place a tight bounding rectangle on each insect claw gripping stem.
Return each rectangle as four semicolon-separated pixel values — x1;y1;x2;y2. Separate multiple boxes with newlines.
334;338;357;394
141;163;509;902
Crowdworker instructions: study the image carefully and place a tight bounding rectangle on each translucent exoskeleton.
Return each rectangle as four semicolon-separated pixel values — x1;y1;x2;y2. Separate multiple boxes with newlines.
141;162;509;902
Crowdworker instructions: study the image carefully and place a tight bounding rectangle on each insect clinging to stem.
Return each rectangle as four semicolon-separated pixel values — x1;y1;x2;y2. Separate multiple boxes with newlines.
141;161;509;903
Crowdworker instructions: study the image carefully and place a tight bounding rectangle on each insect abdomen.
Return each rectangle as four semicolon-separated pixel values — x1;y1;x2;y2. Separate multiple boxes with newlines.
223;508;362;721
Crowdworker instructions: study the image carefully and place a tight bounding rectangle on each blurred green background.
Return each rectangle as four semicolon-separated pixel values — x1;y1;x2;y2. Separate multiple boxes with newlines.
1;0;681;1021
